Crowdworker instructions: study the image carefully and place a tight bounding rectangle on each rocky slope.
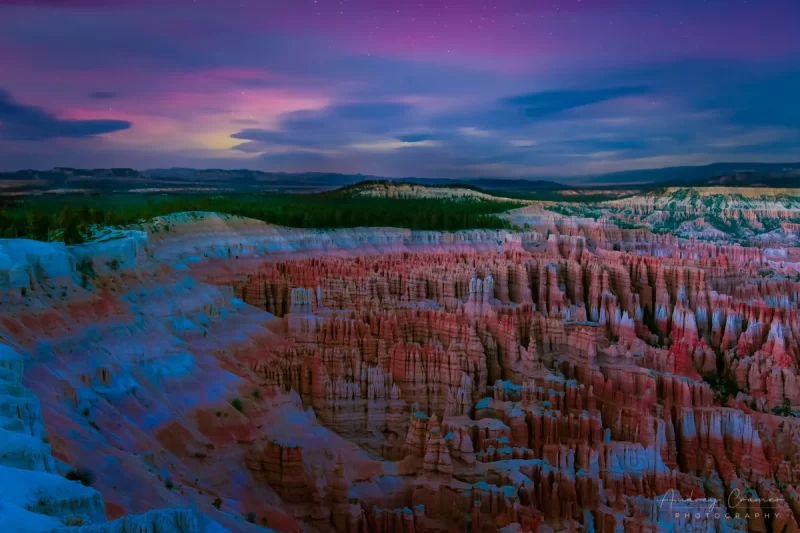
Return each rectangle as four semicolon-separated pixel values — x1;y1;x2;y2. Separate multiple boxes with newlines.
346;182;531;203
2;206;800;532
544;187;800;246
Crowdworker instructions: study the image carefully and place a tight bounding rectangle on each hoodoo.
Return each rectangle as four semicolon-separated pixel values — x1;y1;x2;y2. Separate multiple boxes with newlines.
3;189;800;532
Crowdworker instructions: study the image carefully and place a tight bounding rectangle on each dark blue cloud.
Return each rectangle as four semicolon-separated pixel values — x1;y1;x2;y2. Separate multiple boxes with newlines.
502;86;649;118
430;85;652;133
706;71;800;128
397;133;434;143
230;128;322;149
587;60;800;130
282;102;413;134
230;141;266;153
231;102;418;151
0;89;131;140
232;129;295;143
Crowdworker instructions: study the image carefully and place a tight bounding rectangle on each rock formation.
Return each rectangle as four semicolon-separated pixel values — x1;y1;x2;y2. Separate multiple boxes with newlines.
3;191;800;532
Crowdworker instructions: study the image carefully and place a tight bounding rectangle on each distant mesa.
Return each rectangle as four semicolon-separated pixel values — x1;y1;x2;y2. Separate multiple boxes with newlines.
0;162;798;197
588;161;800;185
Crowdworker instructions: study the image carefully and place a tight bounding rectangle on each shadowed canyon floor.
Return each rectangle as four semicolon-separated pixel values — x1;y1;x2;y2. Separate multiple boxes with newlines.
2;187;800;532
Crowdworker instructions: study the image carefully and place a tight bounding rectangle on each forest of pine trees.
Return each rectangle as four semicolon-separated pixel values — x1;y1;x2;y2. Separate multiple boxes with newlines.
0;190;520;244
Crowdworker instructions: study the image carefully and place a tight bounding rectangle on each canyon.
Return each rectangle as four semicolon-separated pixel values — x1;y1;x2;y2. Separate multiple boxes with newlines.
2;187;800;533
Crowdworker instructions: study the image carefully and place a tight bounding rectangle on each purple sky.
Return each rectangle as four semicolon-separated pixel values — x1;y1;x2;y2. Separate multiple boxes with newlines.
1;0;799;178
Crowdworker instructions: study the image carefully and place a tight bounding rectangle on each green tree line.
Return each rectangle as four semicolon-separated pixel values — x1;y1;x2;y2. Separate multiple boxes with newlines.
0;191;519;244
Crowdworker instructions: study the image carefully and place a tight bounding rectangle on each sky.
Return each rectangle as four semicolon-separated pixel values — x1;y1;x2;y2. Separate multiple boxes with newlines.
1;0;799;178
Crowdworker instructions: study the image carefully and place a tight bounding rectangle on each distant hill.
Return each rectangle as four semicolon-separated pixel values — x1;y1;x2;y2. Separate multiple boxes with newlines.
0;167;572;196
396;177;570;191
335;180;534;203
0;168;155;195
0;168;374;195
146;168;377;191
696;170;800;188
0;167;148;182
2;163;799;197
464;178;570;190
147;168;379;184
589;162;800;185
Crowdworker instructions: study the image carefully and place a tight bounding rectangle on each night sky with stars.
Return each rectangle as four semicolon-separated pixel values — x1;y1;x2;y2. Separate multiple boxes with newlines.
1;0;799;178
